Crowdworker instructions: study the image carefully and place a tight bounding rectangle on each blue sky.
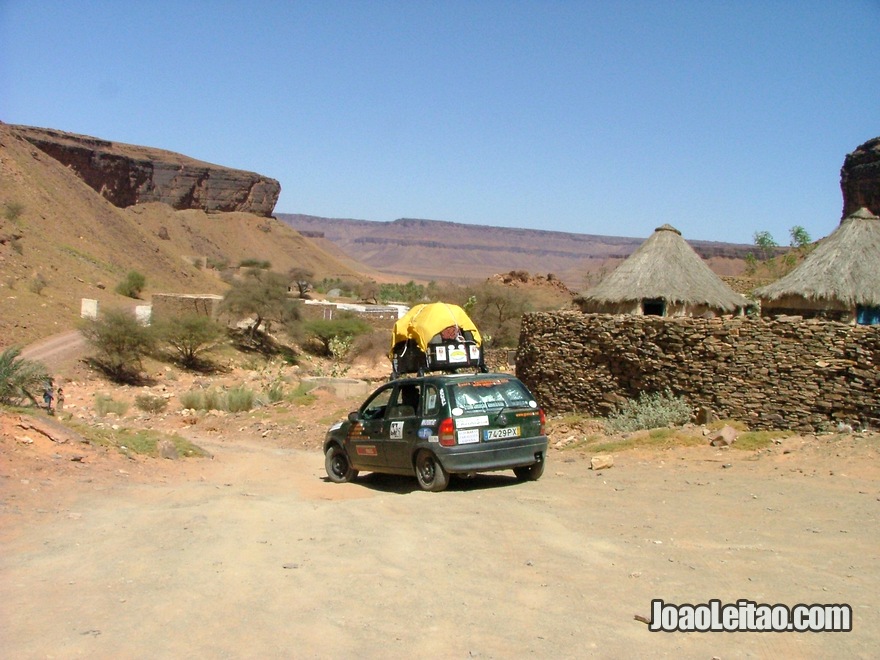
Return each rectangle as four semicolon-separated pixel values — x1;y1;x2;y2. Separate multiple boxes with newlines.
2;1;878;245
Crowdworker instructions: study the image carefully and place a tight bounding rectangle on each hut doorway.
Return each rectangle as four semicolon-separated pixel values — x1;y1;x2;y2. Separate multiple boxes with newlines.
642;299;665;316
856;305;880;326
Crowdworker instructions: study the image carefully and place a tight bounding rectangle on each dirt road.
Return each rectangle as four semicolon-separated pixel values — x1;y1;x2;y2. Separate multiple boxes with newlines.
2;426;878;658
19;329;86;373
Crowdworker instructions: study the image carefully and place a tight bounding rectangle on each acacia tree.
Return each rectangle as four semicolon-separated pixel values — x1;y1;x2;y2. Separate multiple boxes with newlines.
220;268;299;339
288;267;314;298
356;280;380;304
303;315;372;356
81;309;154;383
466;282;532;347
153;314;225;368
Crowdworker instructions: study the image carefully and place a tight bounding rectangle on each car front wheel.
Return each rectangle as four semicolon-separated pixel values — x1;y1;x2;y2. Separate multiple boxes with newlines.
414;450;449;492
325;445;358;483
514;458;545;481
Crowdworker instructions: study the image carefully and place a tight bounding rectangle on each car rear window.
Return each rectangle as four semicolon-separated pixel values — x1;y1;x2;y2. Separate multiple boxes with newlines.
449;378;533;413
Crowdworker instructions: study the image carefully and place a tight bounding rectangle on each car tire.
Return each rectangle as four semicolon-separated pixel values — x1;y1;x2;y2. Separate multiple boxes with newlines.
414;450;449;492
514;459;545;482
325;445;358;483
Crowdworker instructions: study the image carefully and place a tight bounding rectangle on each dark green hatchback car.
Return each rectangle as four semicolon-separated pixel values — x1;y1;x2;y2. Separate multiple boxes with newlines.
323;373;548;492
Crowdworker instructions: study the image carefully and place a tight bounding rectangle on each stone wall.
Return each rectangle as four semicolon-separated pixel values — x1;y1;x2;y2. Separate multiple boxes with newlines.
516;311;880;431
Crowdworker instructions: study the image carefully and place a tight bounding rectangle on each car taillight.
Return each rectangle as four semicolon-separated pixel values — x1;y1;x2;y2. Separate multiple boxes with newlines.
439;418;456;446
539;408;546;435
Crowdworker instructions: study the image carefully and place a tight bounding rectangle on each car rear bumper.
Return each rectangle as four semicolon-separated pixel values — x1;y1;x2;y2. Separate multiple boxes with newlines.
438;436;548;473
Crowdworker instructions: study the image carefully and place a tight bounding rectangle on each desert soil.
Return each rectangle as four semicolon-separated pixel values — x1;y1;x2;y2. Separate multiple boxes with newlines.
1;345;879;658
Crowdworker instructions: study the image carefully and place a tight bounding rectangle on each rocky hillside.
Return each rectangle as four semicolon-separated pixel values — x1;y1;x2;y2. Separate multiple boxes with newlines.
0;124;366;347
278;214;758;290
841;136;880;219
9;124;280;217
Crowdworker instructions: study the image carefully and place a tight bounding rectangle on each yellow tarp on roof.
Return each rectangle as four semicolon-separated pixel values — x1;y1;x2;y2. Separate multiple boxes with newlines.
391;302;482;355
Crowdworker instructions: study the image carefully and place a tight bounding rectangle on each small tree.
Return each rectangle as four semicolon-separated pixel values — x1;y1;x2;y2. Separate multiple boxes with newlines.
461;282;532;347
116;270;146;299
356;280;380;304
220;268;299;339
303;315;372;357
28;273;48;295
0;346;49;406
154;314;225;368
81;309;154;382
3;201;24;222
752;231;778;260
789;225;812;249
288;267;314;298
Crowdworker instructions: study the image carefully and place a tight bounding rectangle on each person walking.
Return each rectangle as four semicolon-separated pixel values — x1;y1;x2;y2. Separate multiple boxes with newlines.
42;379;54;414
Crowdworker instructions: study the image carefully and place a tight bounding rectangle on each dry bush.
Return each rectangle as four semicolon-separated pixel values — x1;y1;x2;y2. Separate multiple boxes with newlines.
350;329;389;362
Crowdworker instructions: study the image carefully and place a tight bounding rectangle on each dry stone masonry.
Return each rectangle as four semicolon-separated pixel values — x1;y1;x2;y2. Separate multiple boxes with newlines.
516;312;880;431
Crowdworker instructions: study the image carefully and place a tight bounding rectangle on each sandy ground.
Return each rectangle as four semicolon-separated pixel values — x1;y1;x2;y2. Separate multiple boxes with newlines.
2;390;879;659
1;335;878;657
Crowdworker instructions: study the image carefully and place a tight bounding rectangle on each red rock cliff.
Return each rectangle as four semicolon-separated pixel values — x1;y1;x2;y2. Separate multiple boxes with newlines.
841;137;880;218
10;125;280;217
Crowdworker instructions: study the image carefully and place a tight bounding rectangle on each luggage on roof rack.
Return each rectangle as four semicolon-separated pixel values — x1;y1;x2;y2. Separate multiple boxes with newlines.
389;302;487;378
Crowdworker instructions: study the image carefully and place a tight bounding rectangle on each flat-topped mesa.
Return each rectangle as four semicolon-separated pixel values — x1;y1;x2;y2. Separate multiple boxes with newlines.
10;124;280;217
841;136;880;219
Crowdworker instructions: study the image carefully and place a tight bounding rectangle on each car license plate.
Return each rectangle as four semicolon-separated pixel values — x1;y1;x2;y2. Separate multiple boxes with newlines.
484;426;520;441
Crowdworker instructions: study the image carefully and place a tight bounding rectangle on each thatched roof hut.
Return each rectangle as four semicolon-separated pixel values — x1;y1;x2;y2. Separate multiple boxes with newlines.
755;207;880;324
575;224;748;317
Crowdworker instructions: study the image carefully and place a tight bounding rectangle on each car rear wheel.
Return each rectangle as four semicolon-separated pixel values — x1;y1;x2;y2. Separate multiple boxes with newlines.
325;445;358;483
415;450;449;492
514;459;545;482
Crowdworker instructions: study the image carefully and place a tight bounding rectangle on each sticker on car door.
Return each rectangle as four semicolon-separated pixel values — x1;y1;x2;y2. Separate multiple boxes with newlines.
390;421;404;440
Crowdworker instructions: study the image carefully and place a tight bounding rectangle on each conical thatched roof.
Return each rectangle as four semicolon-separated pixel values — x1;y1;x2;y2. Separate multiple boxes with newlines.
756;207;880;307
579;224;748;312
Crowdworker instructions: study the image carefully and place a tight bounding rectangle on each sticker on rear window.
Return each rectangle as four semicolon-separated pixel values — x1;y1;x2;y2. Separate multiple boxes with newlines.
456;415;489;429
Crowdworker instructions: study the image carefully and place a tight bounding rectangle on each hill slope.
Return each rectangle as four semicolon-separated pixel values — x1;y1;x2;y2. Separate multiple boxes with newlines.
0;124;366;347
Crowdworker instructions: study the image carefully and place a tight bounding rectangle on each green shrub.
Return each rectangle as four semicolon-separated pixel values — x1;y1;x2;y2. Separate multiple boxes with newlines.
605;390;692;433
265;380;285;403
115;270;146;298
28;273;48;295
0;346;49;406
179;386;255;412
303;315;372;357
153;314;225;368
134;393;168;413
225;386;255;412
81;309;154;383
207;256;229;270
4;201;24;222
95;394;129;417
179;389;204;410
238;258;271;269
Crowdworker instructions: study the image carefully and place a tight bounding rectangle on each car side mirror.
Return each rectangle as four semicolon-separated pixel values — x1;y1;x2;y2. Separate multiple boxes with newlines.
348;411;359;423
